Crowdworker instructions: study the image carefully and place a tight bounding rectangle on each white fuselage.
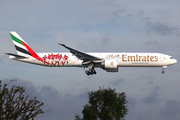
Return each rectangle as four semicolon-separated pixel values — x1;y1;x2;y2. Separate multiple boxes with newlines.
10;52;177;68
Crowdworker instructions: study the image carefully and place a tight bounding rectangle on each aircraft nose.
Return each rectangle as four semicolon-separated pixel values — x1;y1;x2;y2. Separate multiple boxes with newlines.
172;59;177;64
174;59;177;63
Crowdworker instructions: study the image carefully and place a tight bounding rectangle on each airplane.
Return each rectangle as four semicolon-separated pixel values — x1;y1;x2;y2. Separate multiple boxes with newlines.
6;31;177;76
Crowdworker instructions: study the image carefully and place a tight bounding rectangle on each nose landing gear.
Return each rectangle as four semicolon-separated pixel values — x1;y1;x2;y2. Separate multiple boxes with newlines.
162;68;165;74
162;66;167;74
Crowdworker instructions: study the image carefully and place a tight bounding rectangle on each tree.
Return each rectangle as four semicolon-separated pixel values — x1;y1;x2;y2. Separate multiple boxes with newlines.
75;87;128;120
0;80;44;120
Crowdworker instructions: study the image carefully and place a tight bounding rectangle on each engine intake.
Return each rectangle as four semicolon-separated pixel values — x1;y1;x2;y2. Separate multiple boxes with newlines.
101;59;118;72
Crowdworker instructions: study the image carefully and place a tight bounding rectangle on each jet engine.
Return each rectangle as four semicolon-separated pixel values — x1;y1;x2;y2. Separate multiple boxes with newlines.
101;59;118;72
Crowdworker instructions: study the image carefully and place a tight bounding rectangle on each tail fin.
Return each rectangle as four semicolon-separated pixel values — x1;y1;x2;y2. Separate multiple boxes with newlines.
10;31;32;57
10;31;43;61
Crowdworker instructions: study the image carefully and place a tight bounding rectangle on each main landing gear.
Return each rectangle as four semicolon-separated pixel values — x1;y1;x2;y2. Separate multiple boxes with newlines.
162;66;167;74
85;63;97;76
85;69;97;76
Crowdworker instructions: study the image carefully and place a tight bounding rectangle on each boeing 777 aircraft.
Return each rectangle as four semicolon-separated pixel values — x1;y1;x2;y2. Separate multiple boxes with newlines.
6;32;177;76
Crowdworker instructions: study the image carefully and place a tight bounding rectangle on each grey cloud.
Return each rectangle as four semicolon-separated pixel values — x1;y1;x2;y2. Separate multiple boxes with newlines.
126;111;148;120
127;14;132;17
145;22;179;35
111;8;132;22
93;35;110;46
145;41;162;52
142;86;161;104
160;101;180;117
0;56;3;61
135;112;147;120
110;78;124;86
0;55;9;61
112;9;126;17
78;88;89;99
138;11;144;16
85;35;111;51
138;75;156;86
147;76;156;86
101;35;110;45
127;98;136;108
143;17;152;22
146;41;161;47
38;85;60;99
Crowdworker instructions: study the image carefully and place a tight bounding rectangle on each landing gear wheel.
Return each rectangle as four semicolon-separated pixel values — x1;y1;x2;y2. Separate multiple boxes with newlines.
162;68;165;74
85;70;88;74
85;70;90;76
85;69;97;76
92;69;96;74
162;66;167;74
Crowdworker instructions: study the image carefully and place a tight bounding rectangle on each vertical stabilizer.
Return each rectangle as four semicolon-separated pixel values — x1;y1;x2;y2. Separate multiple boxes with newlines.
10;31;31;57
10;31;43;61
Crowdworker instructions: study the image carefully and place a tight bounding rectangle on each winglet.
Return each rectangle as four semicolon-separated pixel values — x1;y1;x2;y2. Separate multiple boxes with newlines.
58;43;71;50
58;43;65;46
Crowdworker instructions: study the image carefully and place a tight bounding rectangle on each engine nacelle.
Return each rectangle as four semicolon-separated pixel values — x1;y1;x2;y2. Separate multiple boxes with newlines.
101;59;118;72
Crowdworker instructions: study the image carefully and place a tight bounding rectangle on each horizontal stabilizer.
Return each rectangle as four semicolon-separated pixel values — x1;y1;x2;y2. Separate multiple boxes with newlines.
5;53;27;58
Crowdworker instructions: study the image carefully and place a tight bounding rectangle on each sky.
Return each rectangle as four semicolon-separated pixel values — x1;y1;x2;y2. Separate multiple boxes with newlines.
0;0;180;120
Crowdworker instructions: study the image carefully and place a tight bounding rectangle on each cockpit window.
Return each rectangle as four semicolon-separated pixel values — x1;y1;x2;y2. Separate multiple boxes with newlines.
170;57;174;59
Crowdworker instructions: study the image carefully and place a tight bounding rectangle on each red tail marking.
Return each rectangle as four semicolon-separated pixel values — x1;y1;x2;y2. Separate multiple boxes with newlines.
21;41;43;62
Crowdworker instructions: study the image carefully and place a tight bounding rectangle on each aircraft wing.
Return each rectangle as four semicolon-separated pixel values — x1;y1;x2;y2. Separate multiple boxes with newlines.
59;43;103;63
